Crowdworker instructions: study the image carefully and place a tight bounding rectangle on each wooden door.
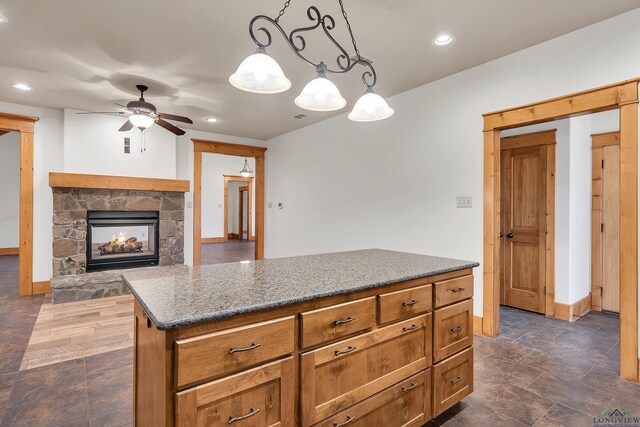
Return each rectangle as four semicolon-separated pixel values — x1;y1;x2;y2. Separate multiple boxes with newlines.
592;132;620;313
501;145;547;313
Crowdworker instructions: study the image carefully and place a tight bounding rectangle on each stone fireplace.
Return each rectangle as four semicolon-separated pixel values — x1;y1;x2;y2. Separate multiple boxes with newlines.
49;173;189;303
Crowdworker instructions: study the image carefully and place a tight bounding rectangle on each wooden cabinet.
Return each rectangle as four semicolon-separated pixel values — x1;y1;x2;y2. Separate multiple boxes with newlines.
133;269;474;427
313;370;431;427
433;299;473;362
432;347;473;416
377;284;432;324
176;357;294;427
175;316;294;387
300;297;377;348
300;315;431;426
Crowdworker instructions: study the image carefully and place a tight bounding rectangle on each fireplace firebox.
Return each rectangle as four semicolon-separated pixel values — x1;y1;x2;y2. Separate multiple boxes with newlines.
86;211;159;272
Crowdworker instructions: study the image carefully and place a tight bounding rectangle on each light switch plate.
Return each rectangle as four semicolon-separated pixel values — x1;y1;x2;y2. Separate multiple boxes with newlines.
457;196;472;208
268;202;273;208
278;202;284;209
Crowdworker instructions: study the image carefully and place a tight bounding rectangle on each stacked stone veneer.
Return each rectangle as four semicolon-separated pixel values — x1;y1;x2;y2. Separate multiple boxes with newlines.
52;188;185;277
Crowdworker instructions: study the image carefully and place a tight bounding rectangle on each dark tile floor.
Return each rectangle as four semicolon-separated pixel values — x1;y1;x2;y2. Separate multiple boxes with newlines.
2;250;639;426
201;239;255;265
0;256;132;427
430;305;640;427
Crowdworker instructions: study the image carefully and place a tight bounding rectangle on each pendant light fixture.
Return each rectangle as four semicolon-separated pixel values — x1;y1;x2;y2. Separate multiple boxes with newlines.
230;0;394;121
239;158;253;177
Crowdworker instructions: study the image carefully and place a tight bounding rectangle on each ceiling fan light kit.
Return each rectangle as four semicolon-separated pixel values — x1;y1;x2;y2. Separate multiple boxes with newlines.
230;0;394;122
78;84;194;137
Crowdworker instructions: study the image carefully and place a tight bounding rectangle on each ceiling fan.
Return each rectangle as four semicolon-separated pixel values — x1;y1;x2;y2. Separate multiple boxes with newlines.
77;84;193;135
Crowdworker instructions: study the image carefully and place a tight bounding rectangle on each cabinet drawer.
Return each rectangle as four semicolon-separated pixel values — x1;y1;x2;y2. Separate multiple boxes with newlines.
433;299;473;362
175;316;294;387
176;357;294;427
300;297;376;349
432;347;473;416
314;369;431;427
378;284;432;325
434;275;473;308
300;315;432;426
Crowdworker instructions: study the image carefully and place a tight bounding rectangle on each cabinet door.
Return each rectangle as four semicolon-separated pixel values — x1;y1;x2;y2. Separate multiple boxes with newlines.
432;347;473;416
300;315;432;426
433;299;473;362
314;369;431;427
176;357;294;427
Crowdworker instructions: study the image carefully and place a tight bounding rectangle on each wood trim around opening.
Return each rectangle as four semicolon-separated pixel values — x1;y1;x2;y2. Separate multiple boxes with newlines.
483;78;640;383
0;247;19;256
500;129;557;150
192;140;266;265
0;112;38;296
592;131;620;148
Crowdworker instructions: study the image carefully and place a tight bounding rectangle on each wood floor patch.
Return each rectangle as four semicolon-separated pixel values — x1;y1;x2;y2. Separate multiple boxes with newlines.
20;294;134;370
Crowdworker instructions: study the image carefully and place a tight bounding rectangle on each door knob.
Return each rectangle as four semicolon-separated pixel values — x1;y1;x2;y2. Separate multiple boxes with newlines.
507;233;514;239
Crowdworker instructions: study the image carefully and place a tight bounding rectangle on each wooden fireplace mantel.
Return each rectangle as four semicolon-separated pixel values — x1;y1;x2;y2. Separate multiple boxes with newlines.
49;172;190;193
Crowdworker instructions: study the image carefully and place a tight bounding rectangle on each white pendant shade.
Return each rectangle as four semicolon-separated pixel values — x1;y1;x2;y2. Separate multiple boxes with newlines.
348;89;394;122
295;75;346;111
129;114;155;129
229;48;291;94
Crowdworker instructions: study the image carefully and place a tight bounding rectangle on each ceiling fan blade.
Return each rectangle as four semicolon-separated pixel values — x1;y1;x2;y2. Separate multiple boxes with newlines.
158;113;193;124
119;120;134;132
156;119;185;135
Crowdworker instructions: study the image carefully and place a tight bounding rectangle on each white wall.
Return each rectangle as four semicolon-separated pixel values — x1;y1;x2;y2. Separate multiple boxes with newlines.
0;131;20;248
0;101;64;283
263;6;640;344
568;115;593;304
64;109;176;179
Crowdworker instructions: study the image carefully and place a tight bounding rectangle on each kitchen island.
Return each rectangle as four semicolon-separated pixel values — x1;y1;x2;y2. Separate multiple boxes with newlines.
123;249;479;427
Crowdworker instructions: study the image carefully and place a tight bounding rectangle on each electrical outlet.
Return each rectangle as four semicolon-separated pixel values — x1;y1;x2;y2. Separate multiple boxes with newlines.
457;196;472;208
186;201;193;208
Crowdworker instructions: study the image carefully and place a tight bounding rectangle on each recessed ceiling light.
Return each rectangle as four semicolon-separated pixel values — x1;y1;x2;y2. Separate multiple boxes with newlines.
0;13;8;24
433;34;455;46
12;83;32;91
206;117;218;123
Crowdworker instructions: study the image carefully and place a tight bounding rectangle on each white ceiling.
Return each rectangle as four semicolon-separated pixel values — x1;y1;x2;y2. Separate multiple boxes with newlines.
0;0;638;140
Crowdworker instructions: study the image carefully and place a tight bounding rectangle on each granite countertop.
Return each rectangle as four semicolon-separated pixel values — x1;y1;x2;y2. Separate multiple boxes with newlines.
122;249;479;330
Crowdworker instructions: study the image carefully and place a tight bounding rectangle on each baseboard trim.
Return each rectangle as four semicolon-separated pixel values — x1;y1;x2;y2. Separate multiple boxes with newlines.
0;247;19;256
202;237;225;244
32;280;51;295
555;293;592;322
473;315;483;335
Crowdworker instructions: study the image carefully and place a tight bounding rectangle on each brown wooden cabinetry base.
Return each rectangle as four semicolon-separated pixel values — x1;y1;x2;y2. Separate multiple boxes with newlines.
132;270;475;426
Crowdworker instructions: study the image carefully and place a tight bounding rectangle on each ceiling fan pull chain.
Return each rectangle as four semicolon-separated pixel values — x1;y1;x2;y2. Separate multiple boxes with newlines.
339;0;361;60
274;0;292;23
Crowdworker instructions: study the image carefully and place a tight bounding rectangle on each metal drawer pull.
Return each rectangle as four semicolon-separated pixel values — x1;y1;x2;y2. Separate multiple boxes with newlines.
334;415;356;426
334;316;356;326
450;376;464;385
451;287;466;293
334;346;357;356
402;382;419;392
402;299;419;306
228;407;260;424
449;325;462;333
402;324;419;332
229;343;261;354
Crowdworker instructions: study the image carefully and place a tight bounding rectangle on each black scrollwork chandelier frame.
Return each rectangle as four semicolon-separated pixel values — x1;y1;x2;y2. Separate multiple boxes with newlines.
248;0;377;89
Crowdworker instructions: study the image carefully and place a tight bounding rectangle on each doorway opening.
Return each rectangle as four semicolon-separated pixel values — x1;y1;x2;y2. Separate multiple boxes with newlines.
0;129;21;294
192;140;266;265
482;79;639;382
